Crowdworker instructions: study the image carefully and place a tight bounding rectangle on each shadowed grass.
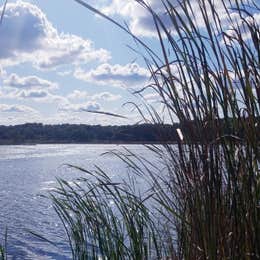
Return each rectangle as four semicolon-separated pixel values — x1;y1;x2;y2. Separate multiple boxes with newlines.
50;166;164;259
0;229;7;260
51;0;260;259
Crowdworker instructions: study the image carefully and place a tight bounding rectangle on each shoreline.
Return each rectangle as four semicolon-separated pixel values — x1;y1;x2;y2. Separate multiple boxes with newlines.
0;141;177;146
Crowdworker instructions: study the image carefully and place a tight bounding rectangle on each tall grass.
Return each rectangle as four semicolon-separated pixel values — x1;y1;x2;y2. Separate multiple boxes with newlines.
0;229;7;260
52;0;260;259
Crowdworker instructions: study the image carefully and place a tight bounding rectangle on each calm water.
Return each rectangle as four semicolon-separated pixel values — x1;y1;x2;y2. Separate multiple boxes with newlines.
0;144;152;259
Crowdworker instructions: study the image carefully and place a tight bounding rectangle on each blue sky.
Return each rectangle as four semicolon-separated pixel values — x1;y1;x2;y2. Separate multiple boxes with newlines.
0;0;159;125
0;0;259;125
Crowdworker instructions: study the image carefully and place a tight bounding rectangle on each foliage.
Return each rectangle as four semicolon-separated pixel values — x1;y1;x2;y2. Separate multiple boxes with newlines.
0;229;7;260
0;123;178;144
51;168;163;259
51;0;260;259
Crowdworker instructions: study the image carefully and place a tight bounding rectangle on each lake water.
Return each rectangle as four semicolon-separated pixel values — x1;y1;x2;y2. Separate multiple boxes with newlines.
0;144;153;259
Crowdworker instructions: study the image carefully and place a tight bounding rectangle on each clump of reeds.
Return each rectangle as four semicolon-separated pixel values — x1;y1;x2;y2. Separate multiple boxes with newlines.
0;229;7;260
51;0;260;259
51;166;165;259
0;245;5;260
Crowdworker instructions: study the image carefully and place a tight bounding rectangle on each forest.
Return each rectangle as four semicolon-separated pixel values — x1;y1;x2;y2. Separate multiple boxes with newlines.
0;123;179;144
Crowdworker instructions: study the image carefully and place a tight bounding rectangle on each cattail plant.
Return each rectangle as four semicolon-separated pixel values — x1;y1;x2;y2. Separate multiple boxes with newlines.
51;0;260;259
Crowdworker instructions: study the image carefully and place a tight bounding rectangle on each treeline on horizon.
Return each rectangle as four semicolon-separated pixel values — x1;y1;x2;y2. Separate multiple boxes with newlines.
0;118;258;144
0;123;180;144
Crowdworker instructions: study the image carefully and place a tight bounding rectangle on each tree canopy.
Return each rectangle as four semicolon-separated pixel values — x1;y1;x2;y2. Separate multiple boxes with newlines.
0;123;179;144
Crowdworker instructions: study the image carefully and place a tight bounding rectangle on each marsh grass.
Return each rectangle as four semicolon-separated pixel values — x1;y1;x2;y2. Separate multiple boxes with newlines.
51;166;164;259
51;0;260;259
0;229;7;260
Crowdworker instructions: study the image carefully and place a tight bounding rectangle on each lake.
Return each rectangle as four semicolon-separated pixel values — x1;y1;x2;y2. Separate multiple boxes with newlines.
0;144;153;259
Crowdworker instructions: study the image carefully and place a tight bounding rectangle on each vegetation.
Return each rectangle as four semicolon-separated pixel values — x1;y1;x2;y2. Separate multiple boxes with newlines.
0;123;179;144
0;229;7;260
0;246;5;260
45;0;260;259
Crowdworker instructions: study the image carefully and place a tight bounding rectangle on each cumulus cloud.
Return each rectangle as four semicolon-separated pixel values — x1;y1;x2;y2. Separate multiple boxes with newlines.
74;63;149;88
102;0;184;37
0;72;68;103
67;90;121;103
67;90;89;101
19;89;48;99
0;104;37;113
0;1;111;69
59;102;101;113
4;89;68;104
91;92;121;101
3;73;58;90
101;0;257;38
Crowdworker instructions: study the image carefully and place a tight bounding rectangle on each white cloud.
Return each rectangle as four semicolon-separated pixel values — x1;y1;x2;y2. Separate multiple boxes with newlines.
0;72;68;103
67;90;89;101
102;0;157;37
74;63;149;88
37;109;136;126
3;89;68;104
59;102;101;113
223;12;260;43
18;89;48;99
102;0;188;37
3;73;58;90
15;89;67;103
91;92;121;101
0;66;6;78
67;90;121;103
0;1;111;69
143;93;161;103
57;70;73;77
0;104;37;113
101;0;257;38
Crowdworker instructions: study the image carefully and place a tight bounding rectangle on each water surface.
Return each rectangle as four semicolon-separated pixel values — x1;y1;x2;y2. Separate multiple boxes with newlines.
0;144;151;259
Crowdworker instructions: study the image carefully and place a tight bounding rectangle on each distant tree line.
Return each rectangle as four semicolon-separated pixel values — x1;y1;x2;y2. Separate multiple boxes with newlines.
0;123;180;144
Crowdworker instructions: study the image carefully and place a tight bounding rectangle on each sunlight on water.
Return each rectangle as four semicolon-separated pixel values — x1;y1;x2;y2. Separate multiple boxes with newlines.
0;144;152;259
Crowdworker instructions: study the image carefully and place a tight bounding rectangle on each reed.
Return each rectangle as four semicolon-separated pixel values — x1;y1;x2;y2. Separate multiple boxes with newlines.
0;229;7;260
51;0;260;259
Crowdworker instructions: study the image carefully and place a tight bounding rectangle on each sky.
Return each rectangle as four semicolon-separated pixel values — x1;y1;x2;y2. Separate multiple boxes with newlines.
0;0;161;125
0;0;259;126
